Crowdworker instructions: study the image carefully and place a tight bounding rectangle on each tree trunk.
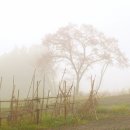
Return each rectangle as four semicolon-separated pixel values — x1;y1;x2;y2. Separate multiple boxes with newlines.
75;76;80;95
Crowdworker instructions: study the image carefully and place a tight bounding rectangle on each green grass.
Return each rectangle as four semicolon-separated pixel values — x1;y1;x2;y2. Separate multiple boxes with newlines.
0;114;80;130
97;104;130;114
41;114;78;128
96;103;130;121
1;94;130;130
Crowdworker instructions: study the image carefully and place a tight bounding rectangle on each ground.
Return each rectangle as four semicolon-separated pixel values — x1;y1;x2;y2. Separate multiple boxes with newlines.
62;94;130;130
1;94;130;130
63;115;130;130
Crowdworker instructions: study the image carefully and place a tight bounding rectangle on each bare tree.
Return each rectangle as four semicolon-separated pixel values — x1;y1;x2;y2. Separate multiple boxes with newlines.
43;24;128;94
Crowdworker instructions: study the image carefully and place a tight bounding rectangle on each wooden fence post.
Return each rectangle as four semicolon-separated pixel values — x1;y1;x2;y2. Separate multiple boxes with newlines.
10;77;15;124
41;75;45;120
0;77;2;126
64;81;67;120
36;82;39;125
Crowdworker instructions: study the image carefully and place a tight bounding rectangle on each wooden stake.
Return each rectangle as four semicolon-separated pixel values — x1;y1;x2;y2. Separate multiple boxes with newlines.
41;74;45;120
0;77;2;126
36;82;39;125
10;76;15;123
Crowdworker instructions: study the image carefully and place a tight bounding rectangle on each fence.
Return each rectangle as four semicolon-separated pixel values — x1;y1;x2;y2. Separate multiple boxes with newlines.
0;80;75;126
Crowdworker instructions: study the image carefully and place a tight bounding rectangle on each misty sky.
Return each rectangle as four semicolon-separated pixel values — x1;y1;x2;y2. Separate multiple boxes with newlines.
0;0;130;92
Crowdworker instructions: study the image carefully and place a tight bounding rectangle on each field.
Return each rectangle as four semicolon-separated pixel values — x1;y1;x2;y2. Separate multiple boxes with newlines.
70;94;130;130
1;94;130;130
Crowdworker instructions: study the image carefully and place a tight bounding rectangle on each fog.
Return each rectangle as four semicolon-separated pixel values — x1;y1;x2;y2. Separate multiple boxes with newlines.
0;42;130;99
0;0;130;98
0;45;56;99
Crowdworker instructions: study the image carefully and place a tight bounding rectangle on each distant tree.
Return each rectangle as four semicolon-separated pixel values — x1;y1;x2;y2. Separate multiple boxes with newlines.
43;24;128;94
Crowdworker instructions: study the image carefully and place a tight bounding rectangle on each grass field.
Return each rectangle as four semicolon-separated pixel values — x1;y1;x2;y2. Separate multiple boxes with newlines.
1;94;130;130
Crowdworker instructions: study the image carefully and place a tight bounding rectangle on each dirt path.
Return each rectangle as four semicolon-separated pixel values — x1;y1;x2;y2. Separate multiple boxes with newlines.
62;115;130;130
